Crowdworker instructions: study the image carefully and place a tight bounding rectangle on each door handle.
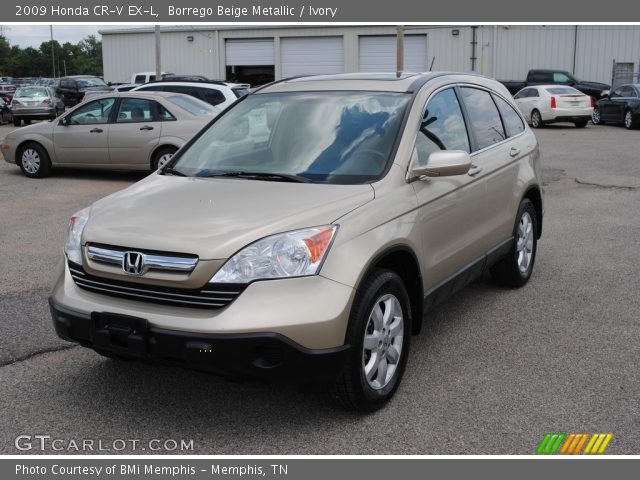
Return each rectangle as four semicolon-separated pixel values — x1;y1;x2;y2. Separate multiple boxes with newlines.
509;147;520;157
468;165;483;176
140;125;154;131
89;128;103;133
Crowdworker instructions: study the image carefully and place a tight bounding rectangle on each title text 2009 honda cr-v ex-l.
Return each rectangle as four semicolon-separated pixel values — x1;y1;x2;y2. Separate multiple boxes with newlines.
50;72;544;411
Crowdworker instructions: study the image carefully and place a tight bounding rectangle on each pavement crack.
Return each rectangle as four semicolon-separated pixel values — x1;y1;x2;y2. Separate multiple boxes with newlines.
574;177;640;190
0;344;77;368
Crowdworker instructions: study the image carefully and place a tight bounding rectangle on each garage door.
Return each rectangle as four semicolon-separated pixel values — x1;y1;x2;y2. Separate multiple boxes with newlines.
226;39;275;66
281;37;344;77
359;35;427;72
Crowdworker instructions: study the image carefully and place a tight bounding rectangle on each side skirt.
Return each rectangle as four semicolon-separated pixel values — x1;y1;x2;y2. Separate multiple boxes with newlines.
422;237;513;315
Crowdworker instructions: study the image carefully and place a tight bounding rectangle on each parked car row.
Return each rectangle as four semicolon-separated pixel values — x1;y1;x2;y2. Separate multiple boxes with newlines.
1;92;220;177
512;83;640;130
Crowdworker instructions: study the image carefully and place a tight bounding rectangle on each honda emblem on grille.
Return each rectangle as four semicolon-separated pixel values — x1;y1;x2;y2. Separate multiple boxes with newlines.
122;252;144;275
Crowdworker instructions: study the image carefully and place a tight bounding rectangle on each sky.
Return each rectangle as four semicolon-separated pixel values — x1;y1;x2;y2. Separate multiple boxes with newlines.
0;25;126;48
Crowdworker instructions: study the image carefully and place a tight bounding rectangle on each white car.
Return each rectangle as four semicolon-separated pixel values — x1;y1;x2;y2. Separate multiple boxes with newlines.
513;85;594;128
132;81;249;111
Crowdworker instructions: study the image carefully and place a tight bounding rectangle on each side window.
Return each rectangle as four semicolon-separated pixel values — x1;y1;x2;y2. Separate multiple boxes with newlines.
68;98;115;125
530;89;540;98
116;98;156;123
139;85;163;92
493;94;525;137
460;87;506;151
553;72;572;84
415;88;470;165
610;88;624;98
158;103;176;121
199;87;226;106
620;86;634;97
514;89;528;100
134;75;146;84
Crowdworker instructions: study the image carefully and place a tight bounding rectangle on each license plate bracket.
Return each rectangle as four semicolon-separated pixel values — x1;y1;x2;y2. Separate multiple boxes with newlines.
91;312;148;357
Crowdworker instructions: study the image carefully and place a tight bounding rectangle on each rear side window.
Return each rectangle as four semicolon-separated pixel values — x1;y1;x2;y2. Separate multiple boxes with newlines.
116;98;156;123
460;87;506;151
199;87;226;106
493;94;525;137
415;88;470;165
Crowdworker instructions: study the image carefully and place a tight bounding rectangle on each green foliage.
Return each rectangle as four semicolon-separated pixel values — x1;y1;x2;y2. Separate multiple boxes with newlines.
0;34;102;78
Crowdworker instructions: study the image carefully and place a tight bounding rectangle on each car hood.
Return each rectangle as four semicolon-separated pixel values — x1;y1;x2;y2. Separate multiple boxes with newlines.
577;81;610;90
83;173;374;259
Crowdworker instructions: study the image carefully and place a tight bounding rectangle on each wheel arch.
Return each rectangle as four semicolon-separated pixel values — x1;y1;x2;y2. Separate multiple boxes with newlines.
15;138;52;166
149;142;181;168
523;186;543;239
356;245;424;336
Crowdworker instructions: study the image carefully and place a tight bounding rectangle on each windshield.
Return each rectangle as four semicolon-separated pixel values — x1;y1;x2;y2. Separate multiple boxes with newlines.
171;91;410;184
167;95;219;116
15;87;49;98
76;78;107;88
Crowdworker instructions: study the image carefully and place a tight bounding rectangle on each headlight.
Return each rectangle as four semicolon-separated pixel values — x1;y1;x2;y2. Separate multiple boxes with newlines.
210;225;337;283
64;207;90;265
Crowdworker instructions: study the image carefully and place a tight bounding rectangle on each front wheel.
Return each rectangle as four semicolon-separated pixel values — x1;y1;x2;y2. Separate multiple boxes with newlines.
327;269;411;412
18;142;52;178
592;107;603;125
531;110;544;128
491;198;538;288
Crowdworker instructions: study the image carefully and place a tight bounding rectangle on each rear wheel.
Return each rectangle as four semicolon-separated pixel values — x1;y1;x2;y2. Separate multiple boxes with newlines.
18;142;52;178
531;109;543;128
491;198;538;288
327;269;411;412
574;119;588;128
151;146;178;170
624;109;638;129
592;107;603;125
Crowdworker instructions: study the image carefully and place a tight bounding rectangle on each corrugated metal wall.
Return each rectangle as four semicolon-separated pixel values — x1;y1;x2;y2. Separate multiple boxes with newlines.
102;25;640;86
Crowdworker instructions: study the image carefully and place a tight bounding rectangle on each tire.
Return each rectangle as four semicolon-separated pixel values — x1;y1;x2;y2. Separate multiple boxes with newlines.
624;109;638;130
151;146;178;170
18;142;52;178
531;109;544;128
13;117;21;127
327;269;412;412
490;198;538;288
574;119;588;128
23;119;31;125
592;107;603;125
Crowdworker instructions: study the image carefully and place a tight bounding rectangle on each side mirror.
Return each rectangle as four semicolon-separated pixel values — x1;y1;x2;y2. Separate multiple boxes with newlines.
411;150;472;178
59;115;69;126
602;90;610;99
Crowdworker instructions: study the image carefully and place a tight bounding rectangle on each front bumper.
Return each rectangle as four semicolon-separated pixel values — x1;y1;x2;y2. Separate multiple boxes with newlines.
50;298;349;382
50;261;355;379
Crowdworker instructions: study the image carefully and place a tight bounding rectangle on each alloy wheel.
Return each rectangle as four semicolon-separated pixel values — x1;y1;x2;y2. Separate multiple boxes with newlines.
157;153;174;169
625;111;633;129
516;211;534;273
362;293;404;390
592;108;600;124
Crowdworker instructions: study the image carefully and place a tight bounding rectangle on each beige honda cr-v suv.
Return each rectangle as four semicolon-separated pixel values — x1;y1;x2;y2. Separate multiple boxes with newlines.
50;72;543;411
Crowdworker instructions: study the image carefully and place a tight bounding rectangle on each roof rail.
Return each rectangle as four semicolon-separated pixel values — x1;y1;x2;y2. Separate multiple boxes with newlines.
250;75;314;94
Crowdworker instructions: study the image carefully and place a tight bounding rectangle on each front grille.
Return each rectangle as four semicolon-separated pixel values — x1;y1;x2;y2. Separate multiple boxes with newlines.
68;262;245;309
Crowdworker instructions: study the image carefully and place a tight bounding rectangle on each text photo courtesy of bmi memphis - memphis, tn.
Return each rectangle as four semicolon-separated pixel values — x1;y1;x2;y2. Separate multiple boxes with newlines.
0;0;639;478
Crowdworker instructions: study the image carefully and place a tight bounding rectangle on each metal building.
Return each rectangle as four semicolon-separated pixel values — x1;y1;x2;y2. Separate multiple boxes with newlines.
100;25;640;87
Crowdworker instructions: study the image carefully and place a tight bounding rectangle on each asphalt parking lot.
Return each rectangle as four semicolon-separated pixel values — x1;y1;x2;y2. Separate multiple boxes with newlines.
0;122;638;455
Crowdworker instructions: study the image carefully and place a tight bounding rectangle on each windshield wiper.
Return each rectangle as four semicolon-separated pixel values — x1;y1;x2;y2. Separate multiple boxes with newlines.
160;167;188;177
197;171;312;183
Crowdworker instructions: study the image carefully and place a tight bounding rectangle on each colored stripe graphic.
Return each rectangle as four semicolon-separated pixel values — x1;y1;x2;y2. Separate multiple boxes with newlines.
537;433;565;454
539;433;613;454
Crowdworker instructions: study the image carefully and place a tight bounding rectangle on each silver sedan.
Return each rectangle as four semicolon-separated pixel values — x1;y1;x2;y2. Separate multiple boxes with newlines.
1;91;220;178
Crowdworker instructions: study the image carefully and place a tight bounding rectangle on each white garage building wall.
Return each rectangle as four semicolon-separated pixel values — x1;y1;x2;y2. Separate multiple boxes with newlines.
101;25;640;86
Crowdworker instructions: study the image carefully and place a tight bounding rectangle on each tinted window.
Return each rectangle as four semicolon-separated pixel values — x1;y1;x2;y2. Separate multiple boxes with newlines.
415;88;470;165
493;94;525;137
530;72;552;83
620;86;636;98
68;98;115;125
116;98;156;123
546;87;582;95
460;87;506;151
134;75;146;84
138;85;163;92
166;95;219;116
199;87;226;106
514;89;529;100
553;72;572;84
610;88;624;98
233;88;250;98
173;91;411;184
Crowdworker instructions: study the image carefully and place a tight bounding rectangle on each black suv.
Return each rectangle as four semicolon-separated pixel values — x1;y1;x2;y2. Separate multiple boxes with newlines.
56;76;113;106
